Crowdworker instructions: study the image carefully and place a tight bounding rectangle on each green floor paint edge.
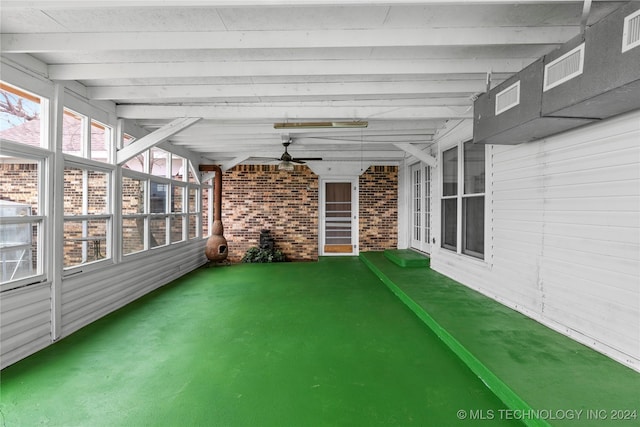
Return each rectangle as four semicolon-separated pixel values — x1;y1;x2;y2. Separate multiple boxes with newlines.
360;252;550;427
383;249;430;268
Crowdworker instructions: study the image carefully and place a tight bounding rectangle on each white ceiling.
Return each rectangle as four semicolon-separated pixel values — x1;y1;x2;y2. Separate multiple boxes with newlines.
0;0;625;168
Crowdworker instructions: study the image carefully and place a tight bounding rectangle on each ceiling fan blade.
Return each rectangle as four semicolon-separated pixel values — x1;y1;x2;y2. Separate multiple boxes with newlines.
292;157;323;161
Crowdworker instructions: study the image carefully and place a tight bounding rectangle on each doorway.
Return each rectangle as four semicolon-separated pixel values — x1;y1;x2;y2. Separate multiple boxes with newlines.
320;179;358;255
410;163;431;254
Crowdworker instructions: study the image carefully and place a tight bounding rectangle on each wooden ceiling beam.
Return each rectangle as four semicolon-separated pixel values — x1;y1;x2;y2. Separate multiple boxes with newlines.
49;58;534;80
116;104;473;120
3;27;576;53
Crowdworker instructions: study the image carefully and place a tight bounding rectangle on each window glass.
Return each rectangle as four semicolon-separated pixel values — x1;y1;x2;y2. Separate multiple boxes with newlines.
150;182;167;214
122;177;145;214
64;167;108;215
463;197;485;258
464;142;485;194
188;165;198;183
0;221;39;284
122;217;145;255
63;218;108;267
90;119;111;163
171;216;184;243
87;170;108;214
441;199;457;251
62;108;85;156
0;156;39;215
188;187;197;213
0;149;45;287
441;142;485;259
188;214;198;240
202;184;211;237
0;82;44;148
63;165;111;269
171;155;185;180
122;175;146;255
122;134;146;172
150;148;168;177
172;185;184;213
63;167;84;215
442;147;458;196
150;218;167;248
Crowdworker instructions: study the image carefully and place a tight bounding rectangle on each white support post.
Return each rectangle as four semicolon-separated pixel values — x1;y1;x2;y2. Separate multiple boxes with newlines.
51;82;65;341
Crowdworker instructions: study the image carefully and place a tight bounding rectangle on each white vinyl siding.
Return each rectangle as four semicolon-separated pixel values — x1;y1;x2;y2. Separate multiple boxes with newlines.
60;240;206;337
431;110;640;370
0;283;51;369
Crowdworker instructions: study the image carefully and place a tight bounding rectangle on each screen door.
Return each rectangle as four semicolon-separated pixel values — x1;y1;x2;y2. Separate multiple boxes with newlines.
322;180;357;255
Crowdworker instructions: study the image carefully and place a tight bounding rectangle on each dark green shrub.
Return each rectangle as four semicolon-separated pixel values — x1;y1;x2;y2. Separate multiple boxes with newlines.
241;246;285;263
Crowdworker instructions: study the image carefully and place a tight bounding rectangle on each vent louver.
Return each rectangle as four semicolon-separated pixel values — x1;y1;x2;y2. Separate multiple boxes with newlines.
544;43;585;91
495;81;520;115
622;9;640;52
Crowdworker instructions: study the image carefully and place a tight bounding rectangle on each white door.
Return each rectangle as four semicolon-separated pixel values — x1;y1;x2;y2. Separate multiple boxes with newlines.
320;179;358;255
410;163;431;254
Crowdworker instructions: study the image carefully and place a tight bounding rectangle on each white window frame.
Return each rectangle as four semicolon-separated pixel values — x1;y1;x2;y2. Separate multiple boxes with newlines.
201;177;213;239
170;182;187;244
439;141;488;261
0;141;50;290
121;170;148;256
62;157;114;273
121;157;202;255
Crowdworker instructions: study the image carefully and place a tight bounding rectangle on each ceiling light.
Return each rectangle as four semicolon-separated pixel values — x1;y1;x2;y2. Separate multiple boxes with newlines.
274;121;368;129
278;160;295;171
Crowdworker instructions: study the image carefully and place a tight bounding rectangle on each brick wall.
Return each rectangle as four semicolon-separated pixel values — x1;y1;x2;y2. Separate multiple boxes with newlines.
359;166;398;251
222;165;319;262
220;164;398;262
2;162;400;265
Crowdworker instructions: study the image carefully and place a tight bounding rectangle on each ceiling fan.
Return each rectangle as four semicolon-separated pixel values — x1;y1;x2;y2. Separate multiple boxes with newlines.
271;139;323;171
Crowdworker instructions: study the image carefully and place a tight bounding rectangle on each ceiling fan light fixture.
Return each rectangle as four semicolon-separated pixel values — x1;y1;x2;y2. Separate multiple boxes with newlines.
274;121;368;129
278;160;295;171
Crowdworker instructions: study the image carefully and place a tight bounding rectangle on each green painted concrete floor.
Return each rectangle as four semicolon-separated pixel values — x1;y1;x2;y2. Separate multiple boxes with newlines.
361;252;640;427
1;257;520;427
3;255;639;426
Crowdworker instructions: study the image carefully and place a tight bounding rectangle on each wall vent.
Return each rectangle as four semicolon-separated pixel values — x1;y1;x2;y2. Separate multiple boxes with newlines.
622;9;640;52
543;43;585;91
495;81;520;115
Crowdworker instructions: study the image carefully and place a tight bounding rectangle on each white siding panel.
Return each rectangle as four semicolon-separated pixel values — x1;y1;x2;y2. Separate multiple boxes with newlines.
61;240;207;338
544;209;637;227
0;282;51;369
544;234;638;262
1;240;207;369
545;163;639;187
545;222;638;247
432;110;640;371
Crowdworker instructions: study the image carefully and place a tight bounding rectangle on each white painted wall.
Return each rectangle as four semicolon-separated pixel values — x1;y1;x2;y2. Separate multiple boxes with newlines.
430;110;640;371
